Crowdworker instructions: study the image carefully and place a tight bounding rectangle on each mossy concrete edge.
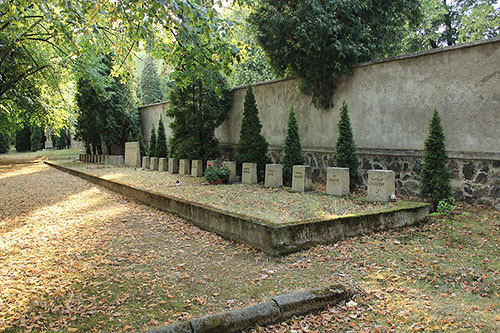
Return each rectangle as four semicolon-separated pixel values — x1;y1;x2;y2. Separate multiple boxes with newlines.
45;162;430;255
148;284;353;333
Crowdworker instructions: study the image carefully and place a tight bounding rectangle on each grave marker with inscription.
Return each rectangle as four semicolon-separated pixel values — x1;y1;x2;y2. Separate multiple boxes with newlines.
142;156;150;169
168;158;179;174
223;161;237;183
150;157;159;171
179;159;190;175
124;142;141;167
265;164;283;188
292;165;312;192
242;163;257;184
367;170;395;202
206;160;218;168
326;167;350;196
191;160;203;177
158;158;168;171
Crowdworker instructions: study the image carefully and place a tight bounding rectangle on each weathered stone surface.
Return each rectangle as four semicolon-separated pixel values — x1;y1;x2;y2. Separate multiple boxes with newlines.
206;160;218;168
463;162;475;180
158;158;168;171
168;158;179;174
292;165;312;192
326;167;350;196
190;302;281;333
475;172;488;184
242;163;257;184
124;142;141;167
191;160;203;177
273;285;352;319
223;161;237;183
179;159;190;175
367;170;395;202
117;155;124;166
148;321;192;333
265;164;283;188
142;156;150;169
150;157;159;171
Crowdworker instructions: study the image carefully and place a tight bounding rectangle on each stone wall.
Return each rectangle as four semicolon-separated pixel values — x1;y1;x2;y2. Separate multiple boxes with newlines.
139;38;500;209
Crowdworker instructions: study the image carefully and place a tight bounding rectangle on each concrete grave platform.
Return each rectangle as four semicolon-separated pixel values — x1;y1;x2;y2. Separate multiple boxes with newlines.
46;161;430;255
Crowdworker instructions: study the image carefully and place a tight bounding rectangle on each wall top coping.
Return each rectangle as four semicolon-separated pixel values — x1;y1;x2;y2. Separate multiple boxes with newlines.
137;36;500;108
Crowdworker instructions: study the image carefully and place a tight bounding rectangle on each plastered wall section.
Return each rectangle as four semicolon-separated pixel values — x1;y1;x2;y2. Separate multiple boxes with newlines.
140;38;500;155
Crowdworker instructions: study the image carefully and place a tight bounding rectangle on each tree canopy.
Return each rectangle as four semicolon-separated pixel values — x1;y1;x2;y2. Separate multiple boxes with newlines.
249;0;421;109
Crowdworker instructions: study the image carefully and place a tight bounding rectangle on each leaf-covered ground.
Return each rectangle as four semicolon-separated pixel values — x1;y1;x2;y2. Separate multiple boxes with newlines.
1;152;499;332
56;161;413;224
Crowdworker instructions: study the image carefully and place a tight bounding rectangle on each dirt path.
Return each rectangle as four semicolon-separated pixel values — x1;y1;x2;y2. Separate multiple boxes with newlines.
1;159;498;332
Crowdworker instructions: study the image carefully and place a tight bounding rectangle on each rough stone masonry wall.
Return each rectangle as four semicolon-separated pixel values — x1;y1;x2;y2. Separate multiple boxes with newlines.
141;38;500;209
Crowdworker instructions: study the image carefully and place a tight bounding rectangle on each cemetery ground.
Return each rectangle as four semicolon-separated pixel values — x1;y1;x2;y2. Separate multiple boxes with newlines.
0;151;498;332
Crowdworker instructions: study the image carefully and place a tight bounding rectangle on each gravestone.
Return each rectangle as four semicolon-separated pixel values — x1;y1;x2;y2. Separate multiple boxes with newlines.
179;159;190;175
100;155;105;164
158;158;168;172
326;167;350;196
124;142;141;167
79;154;84;162
150;157;159;171
242;163;257;184
107;155;114;165
292;165;312;192
265;164;283;188
206;160;218;168
367;170;396;202
223;161;237;183
142;156;150;169
191;160;203;177
103;155;109;164
169;158;179;174
117;155;124;166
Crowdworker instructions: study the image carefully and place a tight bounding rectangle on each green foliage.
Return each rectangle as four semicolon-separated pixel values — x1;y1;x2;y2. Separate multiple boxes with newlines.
235;85;270;178
204;165;230;183
74;54;138;155
15;125;31;152
421;109;452;209
138;55;164;105
249;0;420;109
430;197;457;217
334;101;361;190
148;125;157;158
156;117;168;158
0;133;10;153
30;126;44;151
55;129;69;149
138;129;146;158
167;70;232;161
282;106;304;186
403;0;500;52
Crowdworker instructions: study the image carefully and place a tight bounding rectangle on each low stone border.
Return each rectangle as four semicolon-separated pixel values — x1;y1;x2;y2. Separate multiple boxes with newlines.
45;162;430;255
149;284;353;333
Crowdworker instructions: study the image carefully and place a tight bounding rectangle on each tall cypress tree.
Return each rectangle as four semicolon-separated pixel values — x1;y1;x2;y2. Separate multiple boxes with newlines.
334;101;360;190
15;124;31;152
282;106;304;186
156;116;168;158
30;125;44;151
138;130;146;158
421;109;452;209
0;133;10;153
235;85;270;179
148;125;157;157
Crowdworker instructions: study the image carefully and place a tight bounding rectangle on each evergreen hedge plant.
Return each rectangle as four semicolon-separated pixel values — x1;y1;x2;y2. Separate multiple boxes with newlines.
282;106;304;186
155;116;168;158
148;125;157;157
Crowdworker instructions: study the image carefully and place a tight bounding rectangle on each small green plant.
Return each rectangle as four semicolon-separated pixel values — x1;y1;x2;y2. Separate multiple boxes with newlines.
204;165;230;183
431;197;457;216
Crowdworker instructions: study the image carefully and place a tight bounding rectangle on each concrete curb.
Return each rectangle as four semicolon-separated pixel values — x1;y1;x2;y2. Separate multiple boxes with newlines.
148;284;353;333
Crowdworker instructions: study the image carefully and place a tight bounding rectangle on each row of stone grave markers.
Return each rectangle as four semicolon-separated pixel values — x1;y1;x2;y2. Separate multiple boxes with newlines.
140;156;239;183
79;154;124;166
239;163;395;202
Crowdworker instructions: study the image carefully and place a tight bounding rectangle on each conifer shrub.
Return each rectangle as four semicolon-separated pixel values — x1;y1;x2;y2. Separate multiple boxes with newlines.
282;106;304;186
138;130;146;157
55;129;69;149
15;125;31;152
30;126;44;151
155;116;168;158
334;101;360;190
421;109;452;209
0;133;10;153
148;125;157;157
235;85;270;180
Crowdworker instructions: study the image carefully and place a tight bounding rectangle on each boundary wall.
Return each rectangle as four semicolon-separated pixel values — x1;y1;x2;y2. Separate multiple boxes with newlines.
139;38;500;208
